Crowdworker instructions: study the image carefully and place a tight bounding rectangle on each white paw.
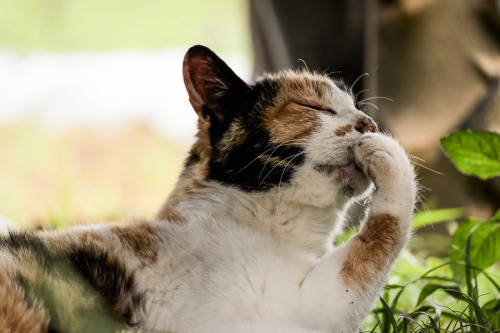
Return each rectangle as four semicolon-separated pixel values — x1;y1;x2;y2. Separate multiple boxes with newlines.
354;133;413;192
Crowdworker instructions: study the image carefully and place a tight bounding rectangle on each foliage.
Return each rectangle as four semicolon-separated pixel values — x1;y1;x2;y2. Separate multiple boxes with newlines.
441;131;500;180
360;130;500;332
363;210;500;332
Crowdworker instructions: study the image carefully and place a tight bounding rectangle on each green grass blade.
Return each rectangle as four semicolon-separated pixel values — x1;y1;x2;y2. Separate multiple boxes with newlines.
380;296;399;333
412;208;465;230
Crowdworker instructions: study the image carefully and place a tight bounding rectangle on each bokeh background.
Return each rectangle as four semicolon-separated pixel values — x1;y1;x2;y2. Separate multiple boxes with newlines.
0;0;252;230
1;0;499;232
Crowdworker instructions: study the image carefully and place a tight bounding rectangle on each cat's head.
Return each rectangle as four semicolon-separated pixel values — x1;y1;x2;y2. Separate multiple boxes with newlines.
181;45;377;207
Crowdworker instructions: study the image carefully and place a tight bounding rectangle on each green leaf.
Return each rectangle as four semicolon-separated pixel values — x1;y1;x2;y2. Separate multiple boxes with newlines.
440;130;500;180
417;284;462;306
412;208;465;230
483;299;500;329
450;219;481;282
471;222;500;270
416;284;442;305
493;209;500;222
450;218;500;283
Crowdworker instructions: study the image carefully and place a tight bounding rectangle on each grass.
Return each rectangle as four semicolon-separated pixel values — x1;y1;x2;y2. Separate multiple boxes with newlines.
360;210;500;332
0;0;251;53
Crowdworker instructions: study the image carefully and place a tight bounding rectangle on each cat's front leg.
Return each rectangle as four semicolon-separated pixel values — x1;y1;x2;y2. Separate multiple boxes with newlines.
299;133;416;332
337;133;416;293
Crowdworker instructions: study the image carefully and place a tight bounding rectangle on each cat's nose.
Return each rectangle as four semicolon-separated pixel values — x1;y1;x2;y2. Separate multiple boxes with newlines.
355;116;378;133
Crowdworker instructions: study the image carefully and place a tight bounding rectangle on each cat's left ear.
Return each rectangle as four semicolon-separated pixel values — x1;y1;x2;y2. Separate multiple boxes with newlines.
183;45;248;123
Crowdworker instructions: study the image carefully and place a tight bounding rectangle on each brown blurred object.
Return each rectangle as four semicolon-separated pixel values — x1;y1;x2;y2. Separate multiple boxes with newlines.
250;0;500;219
377;0;500;219
250;0;372;87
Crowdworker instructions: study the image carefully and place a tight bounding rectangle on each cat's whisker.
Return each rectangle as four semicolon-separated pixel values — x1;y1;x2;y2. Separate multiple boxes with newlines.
358;96;394;104
411;161;444;176
407;153;426;163
259;154;293;186
259;152;305;188
258;147;282;180
350;73;369;96
354;89;369;104
406;152;444;175
257;140;307;180
278;152;307;192
235;139;307;176
324;70;343;77
297;59;310;72
358;102;379;111
236;148;278;176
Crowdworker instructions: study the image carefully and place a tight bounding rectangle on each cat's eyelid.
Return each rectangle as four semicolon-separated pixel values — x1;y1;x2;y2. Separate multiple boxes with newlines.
320;107;337;115
300;103;337;115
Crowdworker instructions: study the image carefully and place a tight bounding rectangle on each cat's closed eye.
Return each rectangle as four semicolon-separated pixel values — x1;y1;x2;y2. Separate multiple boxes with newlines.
300;103;337;115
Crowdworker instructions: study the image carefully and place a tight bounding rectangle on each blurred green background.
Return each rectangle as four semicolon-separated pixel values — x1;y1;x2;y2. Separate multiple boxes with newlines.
0;0;251;53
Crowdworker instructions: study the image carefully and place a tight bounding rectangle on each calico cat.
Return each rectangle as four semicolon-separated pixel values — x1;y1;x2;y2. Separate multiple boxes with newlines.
0;45;417;333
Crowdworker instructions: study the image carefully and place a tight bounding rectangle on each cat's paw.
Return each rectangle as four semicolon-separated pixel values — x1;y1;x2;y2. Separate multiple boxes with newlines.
354;133;413;192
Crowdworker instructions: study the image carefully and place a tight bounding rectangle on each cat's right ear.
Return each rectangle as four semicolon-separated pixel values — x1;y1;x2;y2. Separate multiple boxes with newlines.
182;45;247;123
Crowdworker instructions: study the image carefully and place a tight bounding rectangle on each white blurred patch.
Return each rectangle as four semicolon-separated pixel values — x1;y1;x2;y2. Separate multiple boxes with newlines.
0;214;15;235
0;48;251;142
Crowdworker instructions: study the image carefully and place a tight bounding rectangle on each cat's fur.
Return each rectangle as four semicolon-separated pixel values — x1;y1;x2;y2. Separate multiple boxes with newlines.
0;45;417;333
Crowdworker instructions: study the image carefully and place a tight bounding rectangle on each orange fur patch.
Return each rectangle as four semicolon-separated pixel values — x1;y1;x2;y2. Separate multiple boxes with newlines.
258;154;289;167
340;214;400;288
264;73;334;143
111;221;160;264
265;102;320;143
335;124;353;137
78;230;108;249
0;275;49;333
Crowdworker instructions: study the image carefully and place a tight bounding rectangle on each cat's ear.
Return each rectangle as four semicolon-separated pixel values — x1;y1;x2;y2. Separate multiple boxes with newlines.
182;45;248;123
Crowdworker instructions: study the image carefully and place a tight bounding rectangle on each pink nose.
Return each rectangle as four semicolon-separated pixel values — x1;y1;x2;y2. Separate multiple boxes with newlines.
355;117;377;133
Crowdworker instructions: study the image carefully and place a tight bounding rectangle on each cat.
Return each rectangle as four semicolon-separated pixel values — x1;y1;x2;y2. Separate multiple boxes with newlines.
0;45;417;333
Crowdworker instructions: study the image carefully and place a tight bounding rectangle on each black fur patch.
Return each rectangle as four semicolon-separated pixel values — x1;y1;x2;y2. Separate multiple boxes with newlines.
341;179;357;198
334;79;351;94
67;246;144;327
0;231;46;252
207;79;306;191
184;149;201;168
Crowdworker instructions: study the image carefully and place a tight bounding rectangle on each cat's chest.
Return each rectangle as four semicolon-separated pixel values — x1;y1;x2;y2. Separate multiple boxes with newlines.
135;221;319;331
